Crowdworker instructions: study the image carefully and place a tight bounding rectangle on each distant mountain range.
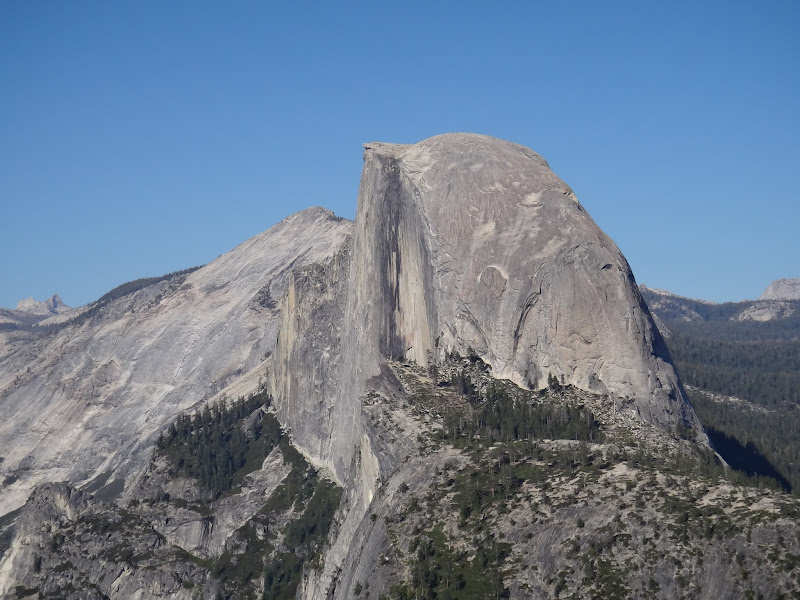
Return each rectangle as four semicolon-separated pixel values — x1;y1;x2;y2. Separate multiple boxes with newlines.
13;294;70;316
0;295;75;331
640;284;800;496
641;283;800;337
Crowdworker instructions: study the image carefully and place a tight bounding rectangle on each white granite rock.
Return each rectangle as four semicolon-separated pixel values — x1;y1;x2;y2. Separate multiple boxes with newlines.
0;208;352;518
760;278;800;300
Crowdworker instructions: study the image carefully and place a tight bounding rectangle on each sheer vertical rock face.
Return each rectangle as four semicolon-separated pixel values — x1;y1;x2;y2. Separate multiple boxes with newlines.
269;135;704;578
270;238;355;481
349;134;699;429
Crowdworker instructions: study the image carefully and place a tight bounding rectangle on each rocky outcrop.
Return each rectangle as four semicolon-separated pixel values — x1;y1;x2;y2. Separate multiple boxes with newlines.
760;278;800;300
0;208;352;519
132;446;291;560
268;133;706;599
14;294;70;316
0;482;217;599
0;134;714;599
273;135;702;485
735;301;796;322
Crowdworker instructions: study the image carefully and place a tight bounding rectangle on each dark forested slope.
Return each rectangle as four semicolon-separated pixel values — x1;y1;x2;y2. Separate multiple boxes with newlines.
641;288;800;494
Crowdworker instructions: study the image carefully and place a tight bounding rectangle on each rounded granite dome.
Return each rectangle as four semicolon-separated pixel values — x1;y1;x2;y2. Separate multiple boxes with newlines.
353;132;702;435
365;133;555;181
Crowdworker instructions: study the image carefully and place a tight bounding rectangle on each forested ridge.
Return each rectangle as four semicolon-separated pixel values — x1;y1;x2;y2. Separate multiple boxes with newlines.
1;266;202;335
156;393;280;497
152;390;342;599
440;366;602;447
378;358;799;599
642;291;800;341
642;289;800;495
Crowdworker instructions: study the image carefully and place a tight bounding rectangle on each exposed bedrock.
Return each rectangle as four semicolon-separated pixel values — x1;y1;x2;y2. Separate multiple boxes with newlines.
269;134;705;599
760;278;800;301
272;134;703;487
0;208;352;518
356;134;701;432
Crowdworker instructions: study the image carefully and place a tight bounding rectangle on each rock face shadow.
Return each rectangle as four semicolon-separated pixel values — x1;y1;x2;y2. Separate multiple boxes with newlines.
706;426;792;492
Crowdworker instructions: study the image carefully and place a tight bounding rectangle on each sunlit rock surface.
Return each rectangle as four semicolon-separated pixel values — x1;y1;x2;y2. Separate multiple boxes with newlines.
760;278;800;300
273;134;702;487
269;133;706;599
0;135;715;600
0;208;351;518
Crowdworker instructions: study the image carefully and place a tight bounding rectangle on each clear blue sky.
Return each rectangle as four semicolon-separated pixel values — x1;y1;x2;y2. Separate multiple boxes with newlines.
2;1;798;308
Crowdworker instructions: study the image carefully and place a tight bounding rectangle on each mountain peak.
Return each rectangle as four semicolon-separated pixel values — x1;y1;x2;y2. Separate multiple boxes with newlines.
14;294;70;315
272;134;705;491
364;133;554;177
759;278;800;300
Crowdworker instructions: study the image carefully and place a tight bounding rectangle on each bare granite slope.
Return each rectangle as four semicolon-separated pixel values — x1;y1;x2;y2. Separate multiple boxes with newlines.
0;208;351;519
760;278;800;300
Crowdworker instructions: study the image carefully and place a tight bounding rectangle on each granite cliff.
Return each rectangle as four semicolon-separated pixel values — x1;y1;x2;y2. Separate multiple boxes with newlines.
270;134;707;598
273;134;702;487
4;135;795;600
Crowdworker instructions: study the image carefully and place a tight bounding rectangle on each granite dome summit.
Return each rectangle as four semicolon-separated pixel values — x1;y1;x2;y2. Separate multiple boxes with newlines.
268;133;707;597
274;132;701;485
0;134;716;598
360;133;694;425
